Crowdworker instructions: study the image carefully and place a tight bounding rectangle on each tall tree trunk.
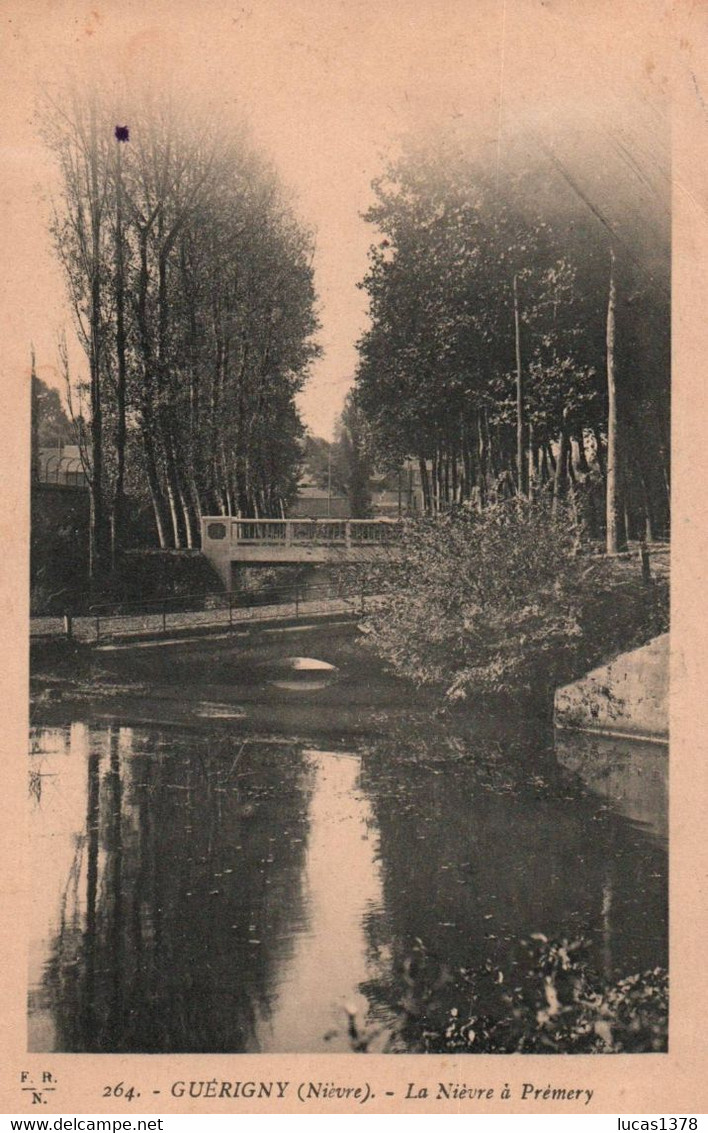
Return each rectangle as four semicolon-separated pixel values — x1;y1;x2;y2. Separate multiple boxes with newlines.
513;273;527;496
575;432;590;475
544;441;556;476
552;412;569;517
88;100;107;583
181;237;203;527
593;424;607;477
567;451;582;536
162;429;186;548
431;451;439;515
111;137;127;571
636;458;656;542
539;444;549;485
482;408;496;481
136;228;170;547
187;471;204;545
418;456;431;514
141;415;170;549
461;419;473;502
177;473;196;549
210;318;224;506
157;249;186;548
606;247;627;552
475;411;487;509
624;501;632;543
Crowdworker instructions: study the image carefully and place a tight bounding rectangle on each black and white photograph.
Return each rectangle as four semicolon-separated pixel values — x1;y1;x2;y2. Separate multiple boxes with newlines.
6;0;704;1110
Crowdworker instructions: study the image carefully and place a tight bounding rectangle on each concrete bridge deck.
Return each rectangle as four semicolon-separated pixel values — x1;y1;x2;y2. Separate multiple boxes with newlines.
201;517;403;587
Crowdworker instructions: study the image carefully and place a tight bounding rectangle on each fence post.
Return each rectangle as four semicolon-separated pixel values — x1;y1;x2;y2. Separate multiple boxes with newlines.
162;600;167;633
639;541;652;585
63;612;73;641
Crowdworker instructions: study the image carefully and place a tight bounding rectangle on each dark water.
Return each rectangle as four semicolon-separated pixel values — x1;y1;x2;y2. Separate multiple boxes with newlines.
28;626;667;1053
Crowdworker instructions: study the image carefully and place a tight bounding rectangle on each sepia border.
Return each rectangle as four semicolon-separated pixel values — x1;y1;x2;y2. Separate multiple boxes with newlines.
1;0;707;1115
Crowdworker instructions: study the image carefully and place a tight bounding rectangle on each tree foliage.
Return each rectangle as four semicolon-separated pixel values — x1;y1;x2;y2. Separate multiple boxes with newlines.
355;135;669;540
44;89;320;575
32;371;74;453
331;393;373;517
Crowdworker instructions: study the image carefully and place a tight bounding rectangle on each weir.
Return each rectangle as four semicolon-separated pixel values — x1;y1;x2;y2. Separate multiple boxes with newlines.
200;517;403;588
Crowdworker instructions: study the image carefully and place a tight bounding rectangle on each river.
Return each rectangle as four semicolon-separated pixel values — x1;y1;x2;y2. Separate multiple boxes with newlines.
28;621;667;1053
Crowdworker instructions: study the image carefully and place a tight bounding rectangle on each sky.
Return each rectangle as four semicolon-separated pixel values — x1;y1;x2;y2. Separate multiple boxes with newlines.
0;0;671;439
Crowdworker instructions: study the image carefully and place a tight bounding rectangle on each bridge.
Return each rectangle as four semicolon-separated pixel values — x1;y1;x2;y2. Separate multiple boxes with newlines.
201;516;403;588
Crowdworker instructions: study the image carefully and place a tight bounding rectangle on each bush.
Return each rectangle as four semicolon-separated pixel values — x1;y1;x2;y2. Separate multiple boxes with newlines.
336;935;667;1054
231;564;306;594
363;500;667;704
409;935;668;1054
31;487;90;612
114;549;224;604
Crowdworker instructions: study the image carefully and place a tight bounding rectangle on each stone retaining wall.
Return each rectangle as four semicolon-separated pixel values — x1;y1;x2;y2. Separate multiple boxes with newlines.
554;633;669;744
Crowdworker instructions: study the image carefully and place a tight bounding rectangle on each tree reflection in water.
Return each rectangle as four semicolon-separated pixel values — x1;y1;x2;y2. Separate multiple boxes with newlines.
356;720;667;1049
29;708;667;1054
38;727;314;1052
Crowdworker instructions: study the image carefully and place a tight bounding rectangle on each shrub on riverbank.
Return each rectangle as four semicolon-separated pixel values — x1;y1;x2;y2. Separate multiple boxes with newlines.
113;549;224;603
341;935;667;1054
363;501;667;706
31;549;223;614
408;936;668;1054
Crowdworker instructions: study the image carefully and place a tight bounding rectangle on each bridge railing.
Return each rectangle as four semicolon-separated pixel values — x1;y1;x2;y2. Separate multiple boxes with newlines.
202;517;403;547
350;520;402;544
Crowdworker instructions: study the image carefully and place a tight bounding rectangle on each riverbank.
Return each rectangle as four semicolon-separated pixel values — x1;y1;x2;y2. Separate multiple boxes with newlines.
31;562;667;743
30;617;437;740
32;613;569;759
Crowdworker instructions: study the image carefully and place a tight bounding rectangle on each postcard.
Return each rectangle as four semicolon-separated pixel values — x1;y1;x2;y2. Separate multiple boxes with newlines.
1;0;707;1117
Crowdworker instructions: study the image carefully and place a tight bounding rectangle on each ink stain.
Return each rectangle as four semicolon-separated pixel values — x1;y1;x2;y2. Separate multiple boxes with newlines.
115;125;130;143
